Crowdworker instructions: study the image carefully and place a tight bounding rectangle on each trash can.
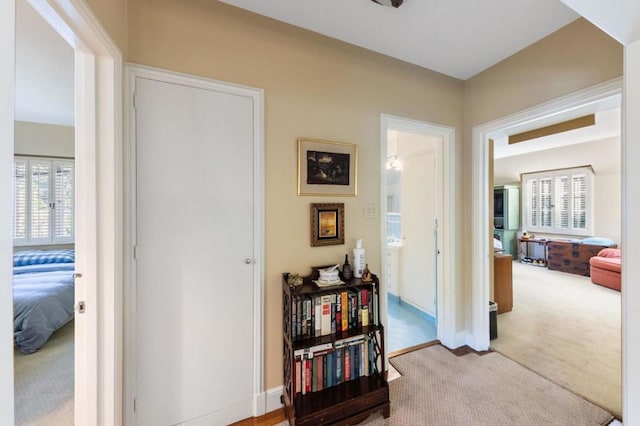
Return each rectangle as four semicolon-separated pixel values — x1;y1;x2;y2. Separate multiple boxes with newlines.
489;301;498;340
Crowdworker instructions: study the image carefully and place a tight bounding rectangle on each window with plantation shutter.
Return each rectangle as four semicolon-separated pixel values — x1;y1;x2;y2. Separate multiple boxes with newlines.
526;179;538;227
540;178;552;228
522;166;593;236
13;156;74;246
53;161;74;239
13;159;27;241
572;174;587;230
555;175;569;230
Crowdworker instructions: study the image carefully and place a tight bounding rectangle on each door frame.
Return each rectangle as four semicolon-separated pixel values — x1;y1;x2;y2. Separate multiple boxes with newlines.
124;64;265;423
469;77;622;350
1;0;122;424
379;114;457;351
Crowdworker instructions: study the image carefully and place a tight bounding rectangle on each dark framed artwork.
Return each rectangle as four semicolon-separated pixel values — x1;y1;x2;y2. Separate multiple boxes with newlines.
310;203;345;247
298;138;358;196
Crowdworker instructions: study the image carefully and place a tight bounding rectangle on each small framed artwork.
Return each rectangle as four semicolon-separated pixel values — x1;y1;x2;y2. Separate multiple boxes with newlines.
310;203;345;247
298;138;358;196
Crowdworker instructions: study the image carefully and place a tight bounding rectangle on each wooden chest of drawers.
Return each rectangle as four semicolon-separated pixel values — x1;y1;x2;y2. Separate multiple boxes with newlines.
547;240;616;276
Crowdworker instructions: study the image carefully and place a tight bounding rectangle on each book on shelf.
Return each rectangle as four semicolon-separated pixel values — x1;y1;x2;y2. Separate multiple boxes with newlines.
291;286;379;343
314;296;321;337
291;295;298;341
321;294;332;336
341;291;349;332
335;292;342;334
361;288;369;327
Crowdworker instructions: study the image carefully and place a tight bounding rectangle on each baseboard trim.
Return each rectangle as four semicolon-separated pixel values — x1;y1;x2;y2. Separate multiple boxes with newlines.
265;386;284;413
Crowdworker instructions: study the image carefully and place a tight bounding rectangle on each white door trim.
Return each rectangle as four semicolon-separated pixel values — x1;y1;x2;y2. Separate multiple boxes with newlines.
469;77;622;351
124;64;265;424
379;114;458;351
3;0;122;425
0;1;16;421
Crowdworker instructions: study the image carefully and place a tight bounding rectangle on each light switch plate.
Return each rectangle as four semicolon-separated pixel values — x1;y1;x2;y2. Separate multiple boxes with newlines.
364;204;378;219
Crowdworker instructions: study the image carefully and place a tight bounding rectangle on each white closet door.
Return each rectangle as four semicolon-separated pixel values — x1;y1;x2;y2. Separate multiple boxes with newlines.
401;151;437;316
135;76;255;425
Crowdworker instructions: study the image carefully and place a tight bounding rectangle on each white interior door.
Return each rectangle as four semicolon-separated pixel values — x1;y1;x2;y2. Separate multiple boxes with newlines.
401;151;437;316
134;76;256;425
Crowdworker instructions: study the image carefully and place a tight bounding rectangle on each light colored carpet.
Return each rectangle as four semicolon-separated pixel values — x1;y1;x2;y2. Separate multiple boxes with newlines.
491;262;622;418
14;320;74;426
279;345;614;425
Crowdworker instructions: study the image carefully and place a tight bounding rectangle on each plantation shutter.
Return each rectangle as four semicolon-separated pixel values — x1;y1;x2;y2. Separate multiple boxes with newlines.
53;160;74;240
13;157;75;245
540;178;552;229
30;160;51;241
13;159;28;241
526;178;538;227
554;175;569;231
522;166;593;236
572;173;587;231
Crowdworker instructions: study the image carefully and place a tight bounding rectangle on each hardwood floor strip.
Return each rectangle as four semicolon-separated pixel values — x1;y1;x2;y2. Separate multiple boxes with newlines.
389;340;440;358
232;408;286;426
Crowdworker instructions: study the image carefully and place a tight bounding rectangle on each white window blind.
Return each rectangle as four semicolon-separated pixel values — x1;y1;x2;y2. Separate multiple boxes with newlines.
13;159;27;241
555;175;569;230
522;166;594;236
540;178;552;228
572;174;587;230
13;156;74;245
526;179;538;227
54;161;74;239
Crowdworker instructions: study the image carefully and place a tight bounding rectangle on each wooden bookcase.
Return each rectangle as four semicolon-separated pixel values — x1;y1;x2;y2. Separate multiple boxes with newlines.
282;268;390;425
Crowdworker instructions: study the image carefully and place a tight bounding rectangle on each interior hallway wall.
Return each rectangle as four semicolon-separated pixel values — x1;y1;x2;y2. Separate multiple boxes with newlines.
463;17;623;330
127;0;465;390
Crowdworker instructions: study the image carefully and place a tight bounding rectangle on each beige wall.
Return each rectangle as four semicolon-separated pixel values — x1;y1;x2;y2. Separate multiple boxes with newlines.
464;18;623;332
85;0;127;54
465;19;623;127
122;0;623;396
127;0;465;389
14;120;74;157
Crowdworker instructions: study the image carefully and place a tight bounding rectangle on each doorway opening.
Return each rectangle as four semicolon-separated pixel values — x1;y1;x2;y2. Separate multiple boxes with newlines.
490;103;622;416
471;79;623;416
380;114;456;356
3;0;121;424
13;0;76;423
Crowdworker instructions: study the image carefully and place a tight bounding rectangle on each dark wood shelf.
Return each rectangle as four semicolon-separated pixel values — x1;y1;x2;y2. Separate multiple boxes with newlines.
282;270;390;425
291;325;383;351
291;374;389;423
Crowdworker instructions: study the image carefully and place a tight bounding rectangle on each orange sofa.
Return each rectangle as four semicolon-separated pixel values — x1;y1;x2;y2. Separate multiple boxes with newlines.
589;248;621;291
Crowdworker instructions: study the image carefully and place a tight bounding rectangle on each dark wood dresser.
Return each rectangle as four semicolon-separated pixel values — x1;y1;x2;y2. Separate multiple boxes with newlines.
547;240;616;276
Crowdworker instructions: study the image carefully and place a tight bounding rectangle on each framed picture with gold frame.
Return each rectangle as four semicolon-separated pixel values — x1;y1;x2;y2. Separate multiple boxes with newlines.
298;138;357;196
310;203;345;247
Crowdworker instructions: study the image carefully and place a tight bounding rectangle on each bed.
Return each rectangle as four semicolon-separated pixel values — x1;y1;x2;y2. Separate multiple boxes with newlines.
13;249;75;354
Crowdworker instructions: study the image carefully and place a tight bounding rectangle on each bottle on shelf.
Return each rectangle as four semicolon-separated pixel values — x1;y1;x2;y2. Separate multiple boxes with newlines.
342;254;352;280
353;239;366;278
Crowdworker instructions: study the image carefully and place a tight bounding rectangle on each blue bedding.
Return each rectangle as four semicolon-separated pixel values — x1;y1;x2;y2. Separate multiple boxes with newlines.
13;263;75;354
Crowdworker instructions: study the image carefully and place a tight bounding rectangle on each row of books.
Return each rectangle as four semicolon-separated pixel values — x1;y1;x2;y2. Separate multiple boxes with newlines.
294;335;377;395
291;287;378;341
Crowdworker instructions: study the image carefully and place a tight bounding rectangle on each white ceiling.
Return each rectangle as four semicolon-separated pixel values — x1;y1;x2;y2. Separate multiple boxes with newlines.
218;0;579;80
12;0;586;128
15;0;74;126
